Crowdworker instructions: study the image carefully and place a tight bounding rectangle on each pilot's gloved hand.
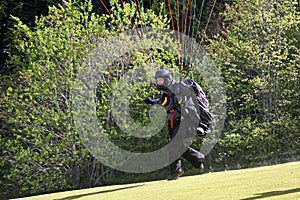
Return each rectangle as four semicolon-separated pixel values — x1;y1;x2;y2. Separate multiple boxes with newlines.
144;97;155;105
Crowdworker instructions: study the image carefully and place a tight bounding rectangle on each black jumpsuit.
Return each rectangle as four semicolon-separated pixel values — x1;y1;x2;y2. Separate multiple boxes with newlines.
156;80;205;175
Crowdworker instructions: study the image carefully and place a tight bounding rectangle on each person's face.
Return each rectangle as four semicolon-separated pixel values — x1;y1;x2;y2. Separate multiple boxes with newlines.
155;78;164;85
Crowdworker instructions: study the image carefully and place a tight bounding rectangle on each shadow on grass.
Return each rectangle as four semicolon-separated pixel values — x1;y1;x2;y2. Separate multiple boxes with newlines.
54;184;144;200
240;187;300;200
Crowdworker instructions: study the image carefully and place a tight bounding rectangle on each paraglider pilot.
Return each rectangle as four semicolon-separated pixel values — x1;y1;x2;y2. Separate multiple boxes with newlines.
145;69;205;180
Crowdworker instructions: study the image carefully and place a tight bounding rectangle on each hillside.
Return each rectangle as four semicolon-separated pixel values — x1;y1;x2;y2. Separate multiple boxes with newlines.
13;161;300;200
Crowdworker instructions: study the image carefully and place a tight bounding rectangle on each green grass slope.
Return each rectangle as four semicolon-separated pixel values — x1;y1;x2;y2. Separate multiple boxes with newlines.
13;161;300;200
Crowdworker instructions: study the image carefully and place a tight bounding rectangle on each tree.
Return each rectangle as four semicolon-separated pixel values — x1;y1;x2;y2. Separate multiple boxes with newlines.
206;0;300;168
1;0;171;198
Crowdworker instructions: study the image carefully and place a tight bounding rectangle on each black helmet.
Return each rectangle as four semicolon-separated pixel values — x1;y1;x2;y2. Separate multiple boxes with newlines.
154;69;173;86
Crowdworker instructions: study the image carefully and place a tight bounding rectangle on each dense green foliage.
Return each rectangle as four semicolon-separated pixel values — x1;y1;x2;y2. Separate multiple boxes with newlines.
206;0;300;168
1;1;106;197
0;0;172;198
0;0;299;199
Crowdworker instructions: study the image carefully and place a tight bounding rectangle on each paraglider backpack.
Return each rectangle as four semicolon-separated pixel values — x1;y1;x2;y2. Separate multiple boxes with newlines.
183;79;213;130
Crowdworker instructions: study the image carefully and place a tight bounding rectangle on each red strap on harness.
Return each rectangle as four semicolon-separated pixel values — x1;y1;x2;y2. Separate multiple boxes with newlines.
170;109;175;129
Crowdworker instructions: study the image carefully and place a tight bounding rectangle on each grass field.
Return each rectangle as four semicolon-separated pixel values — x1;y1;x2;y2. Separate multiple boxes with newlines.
13;161;300;200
